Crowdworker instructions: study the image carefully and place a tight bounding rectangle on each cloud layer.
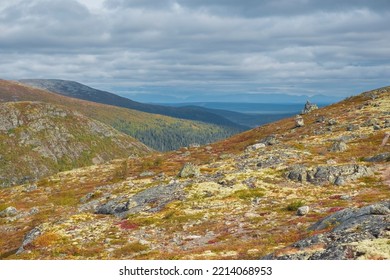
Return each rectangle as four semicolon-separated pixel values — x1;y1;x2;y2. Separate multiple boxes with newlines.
1;0;389;99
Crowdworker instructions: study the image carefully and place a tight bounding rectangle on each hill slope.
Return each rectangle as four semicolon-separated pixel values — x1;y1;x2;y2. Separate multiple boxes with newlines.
0;86;389;260
0;101;150;187
18;79;247;129
0;80;242;151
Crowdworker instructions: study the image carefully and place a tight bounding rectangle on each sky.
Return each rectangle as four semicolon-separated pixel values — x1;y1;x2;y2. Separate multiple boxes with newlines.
0;0;389;101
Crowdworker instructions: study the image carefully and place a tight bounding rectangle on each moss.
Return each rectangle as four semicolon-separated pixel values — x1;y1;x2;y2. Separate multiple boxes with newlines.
231;189;265;200
113;242;149;257
285;200;305;211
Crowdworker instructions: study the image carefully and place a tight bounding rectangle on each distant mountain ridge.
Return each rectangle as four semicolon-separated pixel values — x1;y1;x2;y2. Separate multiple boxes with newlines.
18;79;246;130
120;91;344;104
0;80;241;151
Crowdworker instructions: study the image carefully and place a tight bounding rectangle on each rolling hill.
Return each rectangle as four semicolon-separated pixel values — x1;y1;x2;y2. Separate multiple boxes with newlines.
0;80;243;151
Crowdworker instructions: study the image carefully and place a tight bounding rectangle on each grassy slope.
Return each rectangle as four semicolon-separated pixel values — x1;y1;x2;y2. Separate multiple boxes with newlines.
0;80;241;151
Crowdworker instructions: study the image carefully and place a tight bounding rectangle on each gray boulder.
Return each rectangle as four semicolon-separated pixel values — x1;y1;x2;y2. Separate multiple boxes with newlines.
364;152;390;162
259;135;278;146
16;227;42;254
246;143;266;152
178;163;201;178
295;115;304;127
297;206;310;216
329;141;348;152
96;182;186;217
0;206;18;218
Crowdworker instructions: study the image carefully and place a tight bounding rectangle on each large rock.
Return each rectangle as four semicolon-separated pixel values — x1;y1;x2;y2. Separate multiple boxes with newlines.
16;227;42;254
287;164;373;185
95;182;186;217
0;206;18;218
245;143;266;152
364;152;390;162
301;101;318;114
329;140;348;152
295;115;304;127
262;201;390;260
259;135;278;146
178;163;201;178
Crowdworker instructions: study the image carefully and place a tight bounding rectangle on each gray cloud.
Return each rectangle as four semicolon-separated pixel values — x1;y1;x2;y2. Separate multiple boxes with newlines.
0;0;389;99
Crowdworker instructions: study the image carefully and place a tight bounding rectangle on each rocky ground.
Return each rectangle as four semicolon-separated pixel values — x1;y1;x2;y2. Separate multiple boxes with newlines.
0;87;389;259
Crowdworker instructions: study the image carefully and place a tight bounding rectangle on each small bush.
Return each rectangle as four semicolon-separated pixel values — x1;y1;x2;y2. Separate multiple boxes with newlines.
232;189;265;200
113;242;149;257
285;200;305;211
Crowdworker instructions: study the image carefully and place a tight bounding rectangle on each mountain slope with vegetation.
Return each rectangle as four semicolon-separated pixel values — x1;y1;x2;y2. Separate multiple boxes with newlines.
0;80;242;151
0;85;389;260
0;101;151;187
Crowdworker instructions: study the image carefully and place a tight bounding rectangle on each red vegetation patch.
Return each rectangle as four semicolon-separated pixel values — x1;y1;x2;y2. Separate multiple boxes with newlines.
328;207;345;213
116;220;139;230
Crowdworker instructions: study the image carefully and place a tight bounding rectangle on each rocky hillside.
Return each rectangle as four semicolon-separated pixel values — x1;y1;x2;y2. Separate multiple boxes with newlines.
0;101;151;187
0;80;242;151
0;86;389;260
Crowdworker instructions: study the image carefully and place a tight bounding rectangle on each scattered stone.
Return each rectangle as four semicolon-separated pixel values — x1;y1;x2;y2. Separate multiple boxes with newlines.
189;143;200;148
260;135;278;145
316;115;326;123
340;195;352;200
297;206;310;216
182;151;191;157
364;152;390;162
302;101;318;114
246;143;266;152
178;163;201;178
329;141;348;152
139;171;155;177
23;184;38;192
373;124;381;130
256;156;283;169
0;206;18;218
346;124;360;131
16;227;42;254
327;119;338;126
287;165;307;182
334;176;346;186
363;119;379;127
29;207;39;215
295;115;304;127
380;132;390;147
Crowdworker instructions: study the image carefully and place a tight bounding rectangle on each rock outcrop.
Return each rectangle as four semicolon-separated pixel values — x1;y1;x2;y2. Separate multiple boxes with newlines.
178;163;201;178
262;201;390;260
287;164;373;185
95;182;186;217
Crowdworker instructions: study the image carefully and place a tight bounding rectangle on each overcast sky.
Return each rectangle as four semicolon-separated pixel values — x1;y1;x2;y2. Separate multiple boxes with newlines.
1;0;389;100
